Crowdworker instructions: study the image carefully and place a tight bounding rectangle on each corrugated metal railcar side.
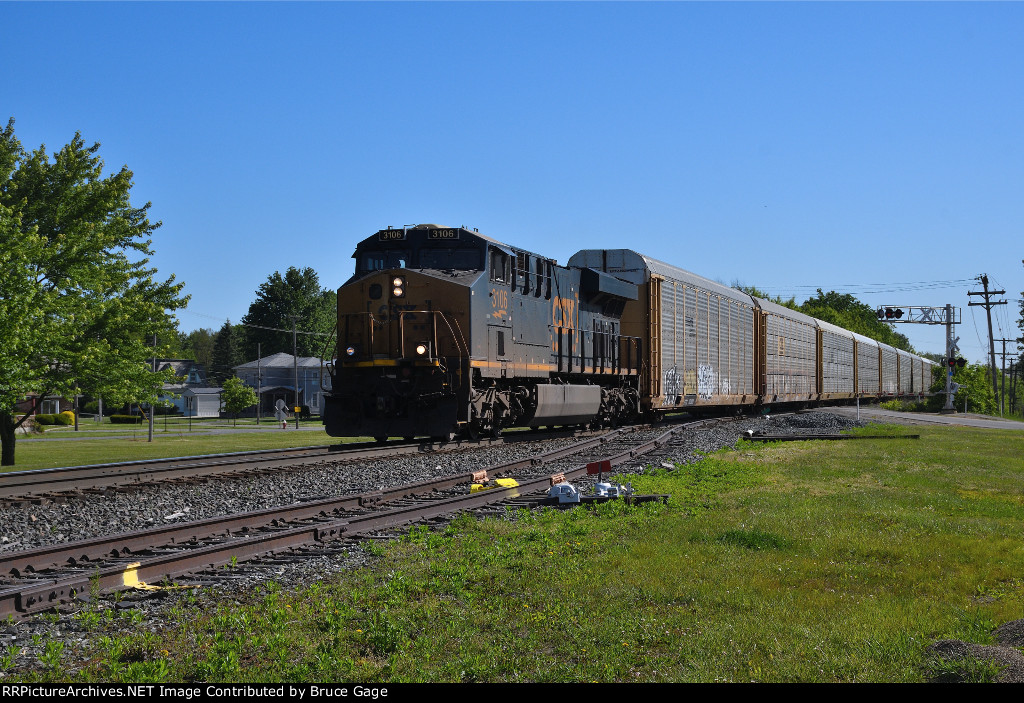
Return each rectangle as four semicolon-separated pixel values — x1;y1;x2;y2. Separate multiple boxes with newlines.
851;332;880;397
879;343;899;396
815;319;856;399
896;349;914;396
921;358;936;395
566;249;757;412
753;298;817;403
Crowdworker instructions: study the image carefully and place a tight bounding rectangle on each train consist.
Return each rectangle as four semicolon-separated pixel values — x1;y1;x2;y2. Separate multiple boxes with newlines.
322;224;934;440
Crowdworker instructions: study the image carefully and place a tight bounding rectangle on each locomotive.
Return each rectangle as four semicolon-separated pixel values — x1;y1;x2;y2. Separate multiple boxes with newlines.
321;224;933;441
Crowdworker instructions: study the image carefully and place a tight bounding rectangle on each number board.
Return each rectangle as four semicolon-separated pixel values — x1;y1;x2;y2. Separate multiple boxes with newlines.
377;229;407;241
428;228;460;240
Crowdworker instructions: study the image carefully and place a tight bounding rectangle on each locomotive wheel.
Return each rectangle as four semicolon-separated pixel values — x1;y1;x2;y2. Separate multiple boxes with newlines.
374;436;388;444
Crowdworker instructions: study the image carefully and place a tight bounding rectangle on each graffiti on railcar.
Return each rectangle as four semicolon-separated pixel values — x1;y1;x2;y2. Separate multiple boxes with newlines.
697;364;716;400
663;366;682;406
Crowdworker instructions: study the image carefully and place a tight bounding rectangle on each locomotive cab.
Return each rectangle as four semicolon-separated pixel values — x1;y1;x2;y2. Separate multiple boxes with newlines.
324;225;493;440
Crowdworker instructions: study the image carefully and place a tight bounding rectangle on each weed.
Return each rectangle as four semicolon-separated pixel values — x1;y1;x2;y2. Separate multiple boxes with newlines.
364;611;406;656
74;608;103;630
37;640;64;674
1;644;20;671
926;653;1005;683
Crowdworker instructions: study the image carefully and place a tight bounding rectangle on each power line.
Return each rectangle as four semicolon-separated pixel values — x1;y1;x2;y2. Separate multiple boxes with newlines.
178;308;331;336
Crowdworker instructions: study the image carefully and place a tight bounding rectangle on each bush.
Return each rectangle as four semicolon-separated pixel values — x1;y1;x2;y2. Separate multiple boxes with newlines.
110;414;144;424
36;412;74;425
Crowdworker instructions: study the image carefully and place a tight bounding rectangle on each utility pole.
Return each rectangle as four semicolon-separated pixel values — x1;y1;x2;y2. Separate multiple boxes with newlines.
291;316;300;430
995;339;1014;416
257;342;262;425
149;334;156;442
967;274;1007;399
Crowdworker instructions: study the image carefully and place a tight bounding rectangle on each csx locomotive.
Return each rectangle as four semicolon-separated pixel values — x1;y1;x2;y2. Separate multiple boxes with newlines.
322;224;933;441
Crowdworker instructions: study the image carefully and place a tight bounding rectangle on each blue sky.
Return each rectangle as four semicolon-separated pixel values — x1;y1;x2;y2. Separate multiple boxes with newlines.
2;1;1021;363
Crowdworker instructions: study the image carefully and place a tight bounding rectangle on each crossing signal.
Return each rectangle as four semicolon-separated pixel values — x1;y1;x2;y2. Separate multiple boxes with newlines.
956;357;966;368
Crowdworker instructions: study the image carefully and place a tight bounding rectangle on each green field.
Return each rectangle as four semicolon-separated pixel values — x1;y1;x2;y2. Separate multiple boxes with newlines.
1;419;355;472
6;423;1024;682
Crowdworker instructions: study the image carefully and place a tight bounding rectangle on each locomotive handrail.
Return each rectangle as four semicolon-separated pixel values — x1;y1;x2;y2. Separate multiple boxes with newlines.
320;323;338;390
397;310;469;361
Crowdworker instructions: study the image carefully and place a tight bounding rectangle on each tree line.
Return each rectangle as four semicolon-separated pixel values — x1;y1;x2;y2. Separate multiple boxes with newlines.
165;266;337;386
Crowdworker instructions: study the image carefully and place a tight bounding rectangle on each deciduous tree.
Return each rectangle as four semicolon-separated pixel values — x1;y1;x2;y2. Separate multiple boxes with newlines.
0;119;187;465
221;376;258;426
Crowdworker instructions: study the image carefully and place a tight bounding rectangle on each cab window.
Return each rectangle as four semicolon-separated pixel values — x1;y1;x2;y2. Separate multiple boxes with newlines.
420;248;482;271
359;250;410;272
489;249;510;284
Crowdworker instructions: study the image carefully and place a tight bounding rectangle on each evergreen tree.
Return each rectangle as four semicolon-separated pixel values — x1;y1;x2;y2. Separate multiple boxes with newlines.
241;267;336;359
210;321;245;385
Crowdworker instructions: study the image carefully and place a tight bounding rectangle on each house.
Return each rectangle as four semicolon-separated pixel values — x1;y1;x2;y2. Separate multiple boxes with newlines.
156;359;209;385
16;394;72;417
156;360;222;417
233;352;332;416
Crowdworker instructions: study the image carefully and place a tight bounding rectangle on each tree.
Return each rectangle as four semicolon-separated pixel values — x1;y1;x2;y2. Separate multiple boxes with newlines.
928;361;997;414
210;320;245;385
0;119;187;465
221;376;257;426
798;289;913;352
732;283;799;310
241;267;336;360
185;328;216;369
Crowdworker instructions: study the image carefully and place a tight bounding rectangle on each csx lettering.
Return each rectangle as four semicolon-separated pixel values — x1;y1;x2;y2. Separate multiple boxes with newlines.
551;296;577;329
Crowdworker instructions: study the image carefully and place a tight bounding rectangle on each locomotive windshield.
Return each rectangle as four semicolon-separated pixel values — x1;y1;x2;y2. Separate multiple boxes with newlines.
419;248;482;271
356;247;483;274
352;226;488;276
359;250;410;272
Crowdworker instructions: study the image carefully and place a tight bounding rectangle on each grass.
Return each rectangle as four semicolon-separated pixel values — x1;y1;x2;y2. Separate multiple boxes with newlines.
7;423;1024;682
2;424;363;472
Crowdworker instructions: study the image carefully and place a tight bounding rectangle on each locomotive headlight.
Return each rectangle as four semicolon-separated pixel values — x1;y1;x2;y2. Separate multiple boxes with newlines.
415;343;429;356
346;346;356;356
391;276;406;298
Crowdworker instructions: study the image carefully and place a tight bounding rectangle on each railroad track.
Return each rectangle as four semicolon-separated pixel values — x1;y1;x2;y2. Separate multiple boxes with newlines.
0;428;593;502
0;422;698;619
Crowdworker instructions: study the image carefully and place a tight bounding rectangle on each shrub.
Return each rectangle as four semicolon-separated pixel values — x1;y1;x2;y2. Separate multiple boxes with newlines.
58;411;75;425
110;415;144;424
34;414;57;425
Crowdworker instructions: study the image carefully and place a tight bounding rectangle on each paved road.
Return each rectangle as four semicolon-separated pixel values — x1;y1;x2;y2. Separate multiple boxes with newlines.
818;406;1024;431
